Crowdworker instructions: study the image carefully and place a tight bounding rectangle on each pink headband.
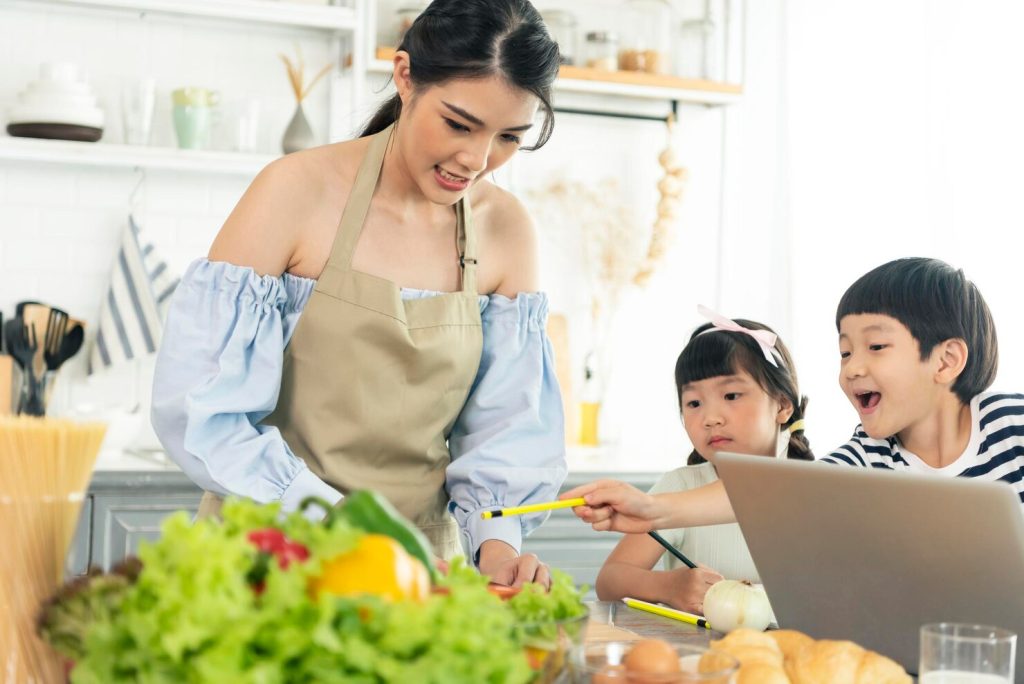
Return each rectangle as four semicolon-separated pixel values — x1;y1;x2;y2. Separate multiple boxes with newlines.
697;305;780;368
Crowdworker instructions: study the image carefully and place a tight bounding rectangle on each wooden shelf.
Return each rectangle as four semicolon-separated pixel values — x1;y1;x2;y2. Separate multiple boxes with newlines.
0;136;276;176
25;0;358;31
372;47;742;106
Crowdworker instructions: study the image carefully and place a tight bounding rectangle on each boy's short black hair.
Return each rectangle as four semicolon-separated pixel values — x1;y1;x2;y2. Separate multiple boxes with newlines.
835;257;998;404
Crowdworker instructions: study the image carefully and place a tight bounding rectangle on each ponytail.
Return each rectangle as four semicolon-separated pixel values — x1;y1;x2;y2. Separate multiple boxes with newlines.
361;94;402;137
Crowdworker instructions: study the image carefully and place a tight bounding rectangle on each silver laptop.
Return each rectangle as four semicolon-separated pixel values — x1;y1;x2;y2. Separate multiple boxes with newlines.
714;452;1024;676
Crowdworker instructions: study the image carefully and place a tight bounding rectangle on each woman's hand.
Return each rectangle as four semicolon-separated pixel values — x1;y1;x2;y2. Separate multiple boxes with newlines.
477;539;551;588
664;566;724;615
560;480;667;533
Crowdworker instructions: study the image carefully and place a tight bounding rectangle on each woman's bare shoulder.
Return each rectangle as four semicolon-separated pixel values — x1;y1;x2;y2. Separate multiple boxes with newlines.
208;137;370;276
471;181;538;296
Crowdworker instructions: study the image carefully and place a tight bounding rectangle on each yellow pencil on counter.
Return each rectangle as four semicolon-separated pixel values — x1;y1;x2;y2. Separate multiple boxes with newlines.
480;498;586;519
622;597;712;630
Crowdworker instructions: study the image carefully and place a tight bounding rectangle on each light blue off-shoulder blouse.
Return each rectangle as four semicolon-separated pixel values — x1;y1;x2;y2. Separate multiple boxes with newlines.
151;259;567;559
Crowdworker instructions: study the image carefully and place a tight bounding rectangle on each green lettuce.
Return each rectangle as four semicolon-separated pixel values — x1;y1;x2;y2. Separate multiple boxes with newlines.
48;498;584;684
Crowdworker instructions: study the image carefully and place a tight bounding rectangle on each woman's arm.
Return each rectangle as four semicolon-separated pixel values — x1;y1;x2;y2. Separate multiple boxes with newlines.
449;191;564;586
562;479;736;532
596;533;724;614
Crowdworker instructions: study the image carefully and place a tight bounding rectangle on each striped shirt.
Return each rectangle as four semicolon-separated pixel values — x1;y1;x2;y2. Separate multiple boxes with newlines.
821;392;1024;504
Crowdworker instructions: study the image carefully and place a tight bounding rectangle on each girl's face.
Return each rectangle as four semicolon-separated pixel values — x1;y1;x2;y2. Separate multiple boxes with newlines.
393;56;540;205
680;369;793;463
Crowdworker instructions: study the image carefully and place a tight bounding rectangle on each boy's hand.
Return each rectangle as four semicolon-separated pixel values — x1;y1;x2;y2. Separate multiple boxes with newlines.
561;480;666;533
665;566;723;615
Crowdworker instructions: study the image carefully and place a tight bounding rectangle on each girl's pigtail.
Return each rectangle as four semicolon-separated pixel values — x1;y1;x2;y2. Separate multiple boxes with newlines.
785;396;814;461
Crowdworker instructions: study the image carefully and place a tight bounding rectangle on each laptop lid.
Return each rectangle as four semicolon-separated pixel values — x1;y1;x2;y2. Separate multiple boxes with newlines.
714;452;1024;675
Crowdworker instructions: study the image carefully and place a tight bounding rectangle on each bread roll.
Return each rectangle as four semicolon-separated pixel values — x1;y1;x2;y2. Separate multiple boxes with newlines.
735;662;791;684
708;629;785;670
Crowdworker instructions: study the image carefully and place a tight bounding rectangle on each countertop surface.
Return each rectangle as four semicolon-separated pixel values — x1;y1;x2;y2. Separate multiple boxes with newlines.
587;601;717;646
92;445;681;478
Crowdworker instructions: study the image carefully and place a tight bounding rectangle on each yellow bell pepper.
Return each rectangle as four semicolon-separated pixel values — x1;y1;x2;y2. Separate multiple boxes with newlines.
312;534;430;602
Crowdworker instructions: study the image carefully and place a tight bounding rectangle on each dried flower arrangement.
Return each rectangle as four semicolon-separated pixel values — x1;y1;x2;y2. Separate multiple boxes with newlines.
527;121;687;441
280;46;332;103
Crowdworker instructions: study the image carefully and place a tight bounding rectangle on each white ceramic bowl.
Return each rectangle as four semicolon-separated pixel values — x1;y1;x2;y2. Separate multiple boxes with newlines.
8;103;105;128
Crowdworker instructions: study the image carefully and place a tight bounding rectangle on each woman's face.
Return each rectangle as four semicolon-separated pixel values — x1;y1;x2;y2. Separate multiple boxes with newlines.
393;57;540;205
679;369;792;463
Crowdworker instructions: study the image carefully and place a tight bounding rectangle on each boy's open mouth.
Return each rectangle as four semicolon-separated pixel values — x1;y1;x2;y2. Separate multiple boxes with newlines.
856;391;881;410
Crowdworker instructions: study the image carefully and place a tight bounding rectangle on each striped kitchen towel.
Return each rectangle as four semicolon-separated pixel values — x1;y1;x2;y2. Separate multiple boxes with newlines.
89;216;179;374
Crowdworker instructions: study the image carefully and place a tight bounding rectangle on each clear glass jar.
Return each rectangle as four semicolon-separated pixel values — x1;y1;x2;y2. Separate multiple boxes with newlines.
619;0;672;75
393;2;429;47
677;0;726;81
541;9;578;65
583;31;619;71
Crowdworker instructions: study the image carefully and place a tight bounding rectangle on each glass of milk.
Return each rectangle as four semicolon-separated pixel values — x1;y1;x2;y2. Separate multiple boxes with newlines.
919;623;1016;683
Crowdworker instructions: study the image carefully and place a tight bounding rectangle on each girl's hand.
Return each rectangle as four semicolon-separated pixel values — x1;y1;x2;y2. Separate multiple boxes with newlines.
664;566;724;615
560;480;667;533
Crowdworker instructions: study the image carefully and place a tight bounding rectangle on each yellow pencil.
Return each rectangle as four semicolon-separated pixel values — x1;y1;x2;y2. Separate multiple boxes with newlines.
622;597;712;630
480;498;586;519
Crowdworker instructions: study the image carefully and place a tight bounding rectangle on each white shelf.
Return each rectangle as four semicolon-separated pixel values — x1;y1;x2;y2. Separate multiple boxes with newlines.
0;136;276;175
26;0;358;31
368;55;742;108
553;75;741;107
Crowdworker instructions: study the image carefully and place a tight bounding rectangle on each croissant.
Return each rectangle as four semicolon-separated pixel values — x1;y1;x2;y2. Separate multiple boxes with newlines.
700;628;911;684
786;639;912;684
768;630;815;660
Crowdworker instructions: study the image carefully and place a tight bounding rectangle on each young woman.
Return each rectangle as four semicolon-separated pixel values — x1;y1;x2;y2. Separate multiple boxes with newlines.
152;0;564;586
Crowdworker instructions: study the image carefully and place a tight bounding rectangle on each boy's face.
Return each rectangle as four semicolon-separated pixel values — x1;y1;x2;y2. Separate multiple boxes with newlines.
838;313;941;440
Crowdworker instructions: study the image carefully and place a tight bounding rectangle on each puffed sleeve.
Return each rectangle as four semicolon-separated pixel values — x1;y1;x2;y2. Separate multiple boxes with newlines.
446;292;567;562
151;258;342;514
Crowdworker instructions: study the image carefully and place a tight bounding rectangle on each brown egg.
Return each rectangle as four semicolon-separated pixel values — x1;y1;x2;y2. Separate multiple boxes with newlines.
623;639;682;678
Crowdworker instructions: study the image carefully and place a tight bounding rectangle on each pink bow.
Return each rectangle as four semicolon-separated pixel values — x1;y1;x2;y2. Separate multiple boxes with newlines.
696;305;780;367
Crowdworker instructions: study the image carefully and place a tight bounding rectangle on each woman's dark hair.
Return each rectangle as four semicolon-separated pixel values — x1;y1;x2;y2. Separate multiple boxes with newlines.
675;320;812;465
361;0;560;150
836;257;997;405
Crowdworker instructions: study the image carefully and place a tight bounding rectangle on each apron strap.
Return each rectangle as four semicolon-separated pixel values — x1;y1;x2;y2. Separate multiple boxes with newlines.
325;122;394;270
457;198;478;295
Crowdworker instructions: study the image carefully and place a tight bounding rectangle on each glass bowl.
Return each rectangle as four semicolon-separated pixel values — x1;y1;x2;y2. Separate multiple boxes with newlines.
514;611;590;683
570;640;739;683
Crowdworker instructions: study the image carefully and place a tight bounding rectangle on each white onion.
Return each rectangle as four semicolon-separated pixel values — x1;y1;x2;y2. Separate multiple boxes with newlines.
702;580;774;633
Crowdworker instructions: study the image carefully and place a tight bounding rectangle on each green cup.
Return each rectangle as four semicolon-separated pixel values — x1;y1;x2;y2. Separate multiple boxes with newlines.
171;87;219;150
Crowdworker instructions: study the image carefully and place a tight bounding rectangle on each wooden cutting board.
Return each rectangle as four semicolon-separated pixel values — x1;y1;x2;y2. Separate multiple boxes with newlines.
546;313;575;446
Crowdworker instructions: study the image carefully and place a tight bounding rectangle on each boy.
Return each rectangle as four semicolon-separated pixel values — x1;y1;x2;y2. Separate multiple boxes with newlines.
565;257;1024;532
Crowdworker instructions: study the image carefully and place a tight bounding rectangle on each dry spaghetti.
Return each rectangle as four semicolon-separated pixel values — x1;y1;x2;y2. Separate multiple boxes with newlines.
0;416;105;683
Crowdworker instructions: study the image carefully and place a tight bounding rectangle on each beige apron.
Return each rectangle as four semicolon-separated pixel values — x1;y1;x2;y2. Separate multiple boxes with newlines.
199;123;483;559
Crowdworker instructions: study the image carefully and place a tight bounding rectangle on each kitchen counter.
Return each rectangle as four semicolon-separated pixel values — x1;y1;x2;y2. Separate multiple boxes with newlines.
80;447;669;595
92;444;682;476
587;601;716;646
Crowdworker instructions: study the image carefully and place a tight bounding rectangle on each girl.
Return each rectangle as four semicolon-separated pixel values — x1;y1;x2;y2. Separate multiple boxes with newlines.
152;0;564;587
594;307;812;613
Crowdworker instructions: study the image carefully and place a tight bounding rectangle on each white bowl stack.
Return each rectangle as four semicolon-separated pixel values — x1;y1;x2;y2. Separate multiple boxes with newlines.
7;62;105;142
